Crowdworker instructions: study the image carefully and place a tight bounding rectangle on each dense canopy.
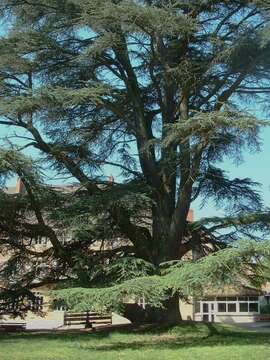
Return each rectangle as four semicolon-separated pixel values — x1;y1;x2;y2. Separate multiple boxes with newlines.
1;0;270;320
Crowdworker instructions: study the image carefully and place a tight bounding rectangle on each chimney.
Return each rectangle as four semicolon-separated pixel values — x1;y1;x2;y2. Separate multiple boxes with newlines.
187;209;194;222
108;175;114;185
15;178;25;194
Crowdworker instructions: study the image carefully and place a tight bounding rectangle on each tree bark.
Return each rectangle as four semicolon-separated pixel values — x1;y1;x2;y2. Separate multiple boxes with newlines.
151;195;173;264
151;194;185;324
161;293;182;324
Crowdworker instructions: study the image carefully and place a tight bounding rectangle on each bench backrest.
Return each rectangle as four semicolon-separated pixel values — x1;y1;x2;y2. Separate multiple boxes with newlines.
64;311;112;326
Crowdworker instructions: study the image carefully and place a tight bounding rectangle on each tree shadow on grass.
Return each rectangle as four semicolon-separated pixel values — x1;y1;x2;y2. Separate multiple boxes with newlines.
0;330;111;343
81;333;270;352
75;323;270;352
1;322;270;353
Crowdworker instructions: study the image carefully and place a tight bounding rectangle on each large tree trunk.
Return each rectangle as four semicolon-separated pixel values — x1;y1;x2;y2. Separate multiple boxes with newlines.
151;195;186;324
161;293;182;324
151;191;179;261
152;208;171;264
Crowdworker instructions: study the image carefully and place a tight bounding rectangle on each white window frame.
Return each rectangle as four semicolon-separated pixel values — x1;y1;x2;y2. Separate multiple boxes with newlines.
238;296;260;314
137;297;146;309
31;236;48;245
195;296;260;316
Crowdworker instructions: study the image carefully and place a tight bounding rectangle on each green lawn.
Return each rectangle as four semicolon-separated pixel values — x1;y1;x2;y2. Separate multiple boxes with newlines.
1;323;270;360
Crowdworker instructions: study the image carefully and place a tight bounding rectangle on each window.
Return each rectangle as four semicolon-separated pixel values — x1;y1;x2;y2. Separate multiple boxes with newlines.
0;300;20;313
0;292;44;313
137;297;146;309
216;297;237;313
249;302;259;312
239;296;259;313
52;299;68;311
198;295;260;315
194;301;200;314
31;236;48;245
28;292;43;311
228;303;237;312
203;303;209;313
218;303;227;312
239;303;248;312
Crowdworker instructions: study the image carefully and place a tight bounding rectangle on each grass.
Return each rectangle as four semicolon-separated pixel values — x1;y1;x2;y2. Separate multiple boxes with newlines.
1;322;270;360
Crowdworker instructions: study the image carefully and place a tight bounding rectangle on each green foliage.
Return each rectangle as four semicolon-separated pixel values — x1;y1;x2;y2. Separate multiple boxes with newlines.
53;240;270;313
260;304;270;314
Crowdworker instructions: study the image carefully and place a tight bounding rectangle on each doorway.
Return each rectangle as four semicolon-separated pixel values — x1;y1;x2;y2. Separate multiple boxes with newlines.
201;301;215;322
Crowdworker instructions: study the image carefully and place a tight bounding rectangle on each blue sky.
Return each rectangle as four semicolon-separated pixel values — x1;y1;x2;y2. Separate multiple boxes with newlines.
193;126;270;219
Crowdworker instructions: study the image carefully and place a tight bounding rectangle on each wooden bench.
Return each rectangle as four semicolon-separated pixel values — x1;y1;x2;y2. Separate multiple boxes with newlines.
0;323;26;332
64;311;112;328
